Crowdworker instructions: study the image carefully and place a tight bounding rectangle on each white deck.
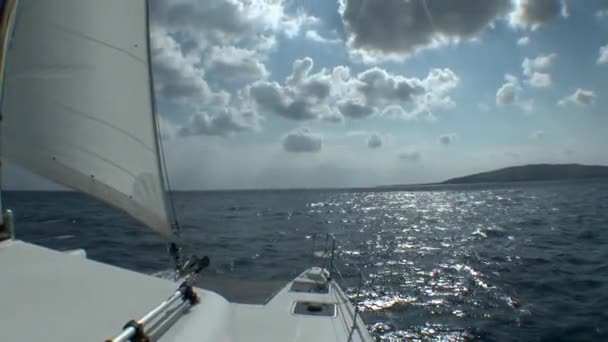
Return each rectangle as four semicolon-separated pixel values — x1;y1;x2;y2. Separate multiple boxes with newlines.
0;240;372;341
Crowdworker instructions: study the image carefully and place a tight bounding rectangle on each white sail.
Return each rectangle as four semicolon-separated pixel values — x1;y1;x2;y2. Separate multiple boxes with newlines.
1;0;174;237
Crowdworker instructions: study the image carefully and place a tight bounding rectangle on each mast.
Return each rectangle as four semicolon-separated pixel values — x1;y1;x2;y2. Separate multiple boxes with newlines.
143;0;183;271
0;0;20;228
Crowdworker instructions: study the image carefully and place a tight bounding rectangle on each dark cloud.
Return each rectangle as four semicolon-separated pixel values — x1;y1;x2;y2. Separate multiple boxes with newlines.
398;151;421;162
367;134;382;149
283;128;322;153
178;109;260;137
339;0;512;59
439;134;457;145
338;100;374;119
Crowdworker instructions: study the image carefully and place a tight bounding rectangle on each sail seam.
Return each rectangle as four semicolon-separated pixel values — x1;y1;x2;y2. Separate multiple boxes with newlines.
9;137;141;181
43;20;146;64
52;100;155;153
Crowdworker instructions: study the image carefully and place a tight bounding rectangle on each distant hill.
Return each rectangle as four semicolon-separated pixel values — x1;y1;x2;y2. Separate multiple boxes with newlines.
442;164;608;184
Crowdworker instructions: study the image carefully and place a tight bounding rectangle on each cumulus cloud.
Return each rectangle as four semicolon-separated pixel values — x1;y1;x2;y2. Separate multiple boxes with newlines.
250;58;333;120
496;74;520;105
282;128;322;153
178;108;261;137
339;0;512;60
522;53;557;76
528;72;552;88
517;36;530;46
151;28;228;105
250;57;460;121
338;100;374;119
305;30;341;44
558;89;596;107
205;46;269;83
398;151;421;162
150;0;313;48
510;0;567;30
522;53;557;88
598;44;608;65
439;133;457;145
367;134;382;149
355;67;460;118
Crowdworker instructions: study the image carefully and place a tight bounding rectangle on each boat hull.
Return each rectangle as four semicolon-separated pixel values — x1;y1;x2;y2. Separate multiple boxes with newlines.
0;240;372;341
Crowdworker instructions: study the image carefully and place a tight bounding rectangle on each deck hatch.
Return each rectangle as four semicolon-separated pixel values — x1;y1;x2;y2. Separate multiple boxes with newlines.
292;301;336;317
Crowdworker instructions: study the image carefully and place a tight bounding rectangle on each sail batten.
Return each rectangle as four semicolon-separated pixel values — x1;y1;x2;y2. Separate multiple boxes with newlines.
1;0;174;238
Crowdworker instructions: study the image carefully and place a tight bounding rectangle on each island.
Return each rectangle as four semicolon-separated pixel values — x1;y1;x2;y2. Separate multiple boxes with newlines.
442;164;608;184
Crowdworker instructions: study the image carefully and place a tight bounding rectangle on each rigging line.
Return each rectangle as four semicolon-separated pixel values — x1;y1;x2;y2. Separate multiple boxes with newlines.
144;0;180;236
0;0;21;225
144;0;184;277
421;0;437;32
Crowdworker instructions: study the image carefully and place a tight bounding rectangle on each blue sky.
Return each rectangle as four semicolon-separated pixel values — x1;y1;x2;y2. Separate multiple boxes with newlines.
7;0;608;190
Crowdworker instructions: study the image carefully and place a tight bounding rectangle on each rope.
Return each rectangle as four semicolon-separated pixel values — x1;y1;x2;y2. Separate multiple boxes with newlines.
143;0;183;274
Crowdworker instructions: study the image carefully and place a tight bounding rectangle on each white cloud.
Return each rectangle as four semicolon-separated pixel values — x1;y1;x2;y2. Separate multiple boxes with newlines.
281;11;320;39
522;53;557;76
496;74;520;105
522;53;557;88
398;151;421;162
249;57;333;121
282;128;322;153
528;72;552;88
339;0;512;61
150;0;311;48
178;108;261;137
354;67;460;119
597;44;608;65
151;28;228;105
558;89;596;107
517;36;530;46
596;9;608;18
305;30;341;44
439;133;457;145
367;134;382;149
510;0;566;30
250;57;459;122
205;46;269;83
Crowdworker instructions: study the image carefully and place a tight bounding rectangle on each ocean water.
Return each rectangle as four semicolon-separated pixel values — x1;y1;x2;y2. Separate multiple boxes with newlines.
4;180;608;341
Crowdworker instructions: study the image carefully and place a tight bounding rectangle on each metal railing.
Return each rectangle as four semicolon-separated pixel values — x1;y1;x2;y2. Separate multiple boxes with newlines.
310;233;369;342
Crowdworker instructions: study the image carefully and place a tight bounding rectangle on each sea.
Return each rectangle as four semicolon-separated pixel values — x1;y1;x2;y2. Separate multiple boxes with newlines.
4;179;608;341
